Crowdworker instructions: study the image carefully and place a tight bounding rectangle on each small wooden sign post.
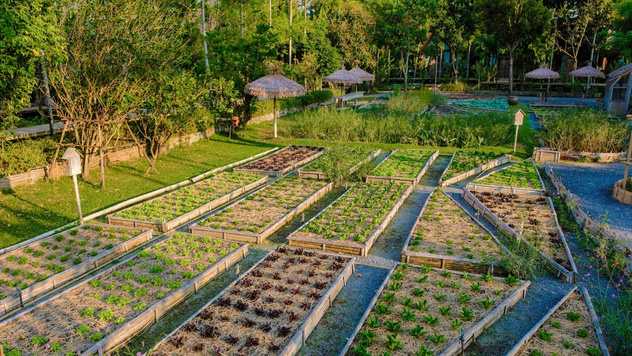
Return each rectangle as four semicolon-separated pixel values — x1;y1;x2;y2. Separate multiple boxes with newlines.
62;148;84;224
513;109;525;154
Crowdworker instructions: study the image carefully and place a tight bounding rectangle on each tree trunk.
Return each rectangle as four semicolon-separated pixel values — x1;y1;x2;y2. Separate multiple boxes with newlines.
240;5;244;38
40;57;54;135
269;0;272;27
404;52;409;92
508;49;514;96
289;0;292;66
466;42;471;82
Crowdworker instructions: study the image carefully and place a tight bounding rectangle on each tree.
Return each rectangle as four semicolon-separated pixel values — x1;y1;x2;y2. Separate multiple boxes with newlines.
552;0;612;71
51;0;198;185
0;0;64;125
433;0;475;81
611;0;632;59
475;0;551;95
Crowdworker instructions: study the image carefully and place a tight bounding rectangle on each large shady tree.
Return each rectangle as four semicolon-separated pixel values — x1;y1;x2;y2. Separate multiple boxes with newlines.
475;0;551;96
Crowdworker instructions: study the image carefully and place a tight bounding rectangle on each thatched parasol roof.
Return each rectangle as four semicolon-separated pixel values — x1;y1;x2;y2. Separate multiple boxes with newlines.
348;60;375;81
525;65;560;79
245;74;306;99
324;61;363;85
569;65;605;78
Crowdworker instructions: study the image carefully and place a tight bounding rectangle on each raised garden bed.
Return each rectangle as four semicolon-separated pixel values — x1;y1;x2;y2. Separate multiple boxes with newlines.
440;152;510;187
366;149;439;185
0;232;247;355
506;287;610;356
0;224;152;316
190;176;332;243
612;178;632;205
533;147;626;163
342;263;530;356
288;182;413;256
468;159;545;194
451;98;510;112
464;189;577;283
107;172;267;232
298;147;381;180
151;246;355;355
401;190;509;276
234;146;325;177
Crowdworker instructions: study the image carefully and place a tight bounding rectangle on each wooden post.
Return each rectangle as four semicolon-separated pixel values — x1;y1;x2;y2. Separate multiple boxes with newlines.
40;54;54;135
273;97;278;139
623;115;632;184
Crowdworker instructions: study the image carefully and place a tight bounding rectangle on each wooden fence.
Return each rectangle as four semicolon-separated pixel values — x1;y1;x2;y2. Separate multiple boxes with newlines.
190;182;334;243
0;128;215;190
463;188;576;283
505;287;610;356
0;225;152;317
440;155;511;187
288;184;414;256
107;176;268;232
298;149;381;180
234;145;326;177
533;147;626;163
366;150;439;186
400;191;511;277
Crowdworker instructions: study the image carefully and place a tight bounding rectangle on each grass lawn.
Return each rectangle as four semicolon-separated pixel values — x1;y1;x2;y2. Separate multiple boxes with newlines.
0;135;275;247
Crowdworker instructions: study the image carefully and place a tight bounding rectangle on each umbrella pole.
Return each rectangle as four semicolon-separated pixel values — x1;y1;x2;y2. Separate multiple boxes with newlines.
273;97;277;139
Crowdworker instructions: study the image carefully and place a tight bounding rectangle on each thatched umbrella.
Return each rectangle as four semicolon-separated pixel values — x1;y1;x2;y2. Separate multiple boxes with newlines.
349;60;375;82
570;65;605;90
245;64;306;138
324;61;363;96
525;65;560;93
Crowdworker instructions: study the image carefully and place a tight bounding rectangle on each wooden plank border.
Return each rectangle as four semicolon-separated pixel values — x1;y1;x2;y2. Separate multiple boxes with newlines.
298;149;382;180
149;247;356;356
339;264;530;356
234;145;326;177
0;234;248;355
366;150;439;186
400;190;512;277
190;182;334;243
0;148;280;257
338;266;396;356
86;244;249;355
440;155;511;187
505;287;610;356
0;225;153;317
462;188;575;283
106;176;268;232
288;183;415;256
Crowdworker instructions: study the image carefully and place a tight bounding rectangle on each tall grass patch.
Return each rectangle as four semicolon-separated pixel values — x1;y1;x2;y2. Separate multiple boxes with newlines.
386;89;435;113
287;108;513;148
540;109;630;152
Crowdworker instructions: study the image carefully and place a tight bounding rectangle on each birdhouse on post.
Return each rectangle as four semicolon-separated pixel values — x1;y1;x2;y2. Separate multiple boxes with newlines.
61;147;84;224
513;109;525;126
512;109;525;154
61;148;82;176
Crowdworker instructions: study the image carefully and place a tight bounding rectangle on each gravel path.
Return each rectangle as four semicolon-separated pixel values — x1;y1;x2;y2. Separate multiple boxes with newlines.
297;265;390;356
548;162;632;249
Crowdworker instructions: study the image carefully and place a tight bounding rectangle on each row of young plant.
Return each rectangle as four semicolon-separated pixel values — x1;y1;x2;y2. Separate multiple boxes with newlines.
153;246;352;355
292;181;408;244
442;151;505;181
112;172;263;224
236;146;324;174
0;232;242;354
474;160;543;190
0;225;145;300
371;150;434;179
195;176;329;234
300;146;378;182
405;190;505;263
347;263;526;356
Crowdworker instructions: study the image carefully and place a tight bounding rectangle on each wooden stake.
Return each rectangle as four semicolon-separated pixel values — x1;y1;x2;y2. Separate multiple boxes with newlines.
98;124;106;188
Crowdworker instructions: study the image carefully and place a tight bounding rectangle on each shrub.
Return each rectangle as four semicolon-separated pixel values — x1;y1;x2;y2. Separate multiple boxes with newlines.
0;137;57;178
540;109;629;153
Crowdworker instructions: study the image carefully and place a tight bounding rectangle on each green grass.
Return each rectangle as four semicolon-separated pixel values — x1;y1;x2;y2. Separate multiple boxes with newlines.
0;135;274;247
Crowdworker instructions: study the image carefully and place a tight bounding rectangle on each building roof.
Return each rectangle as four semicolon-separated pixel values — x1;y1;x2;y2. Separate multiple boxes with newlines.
606;63;632;87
